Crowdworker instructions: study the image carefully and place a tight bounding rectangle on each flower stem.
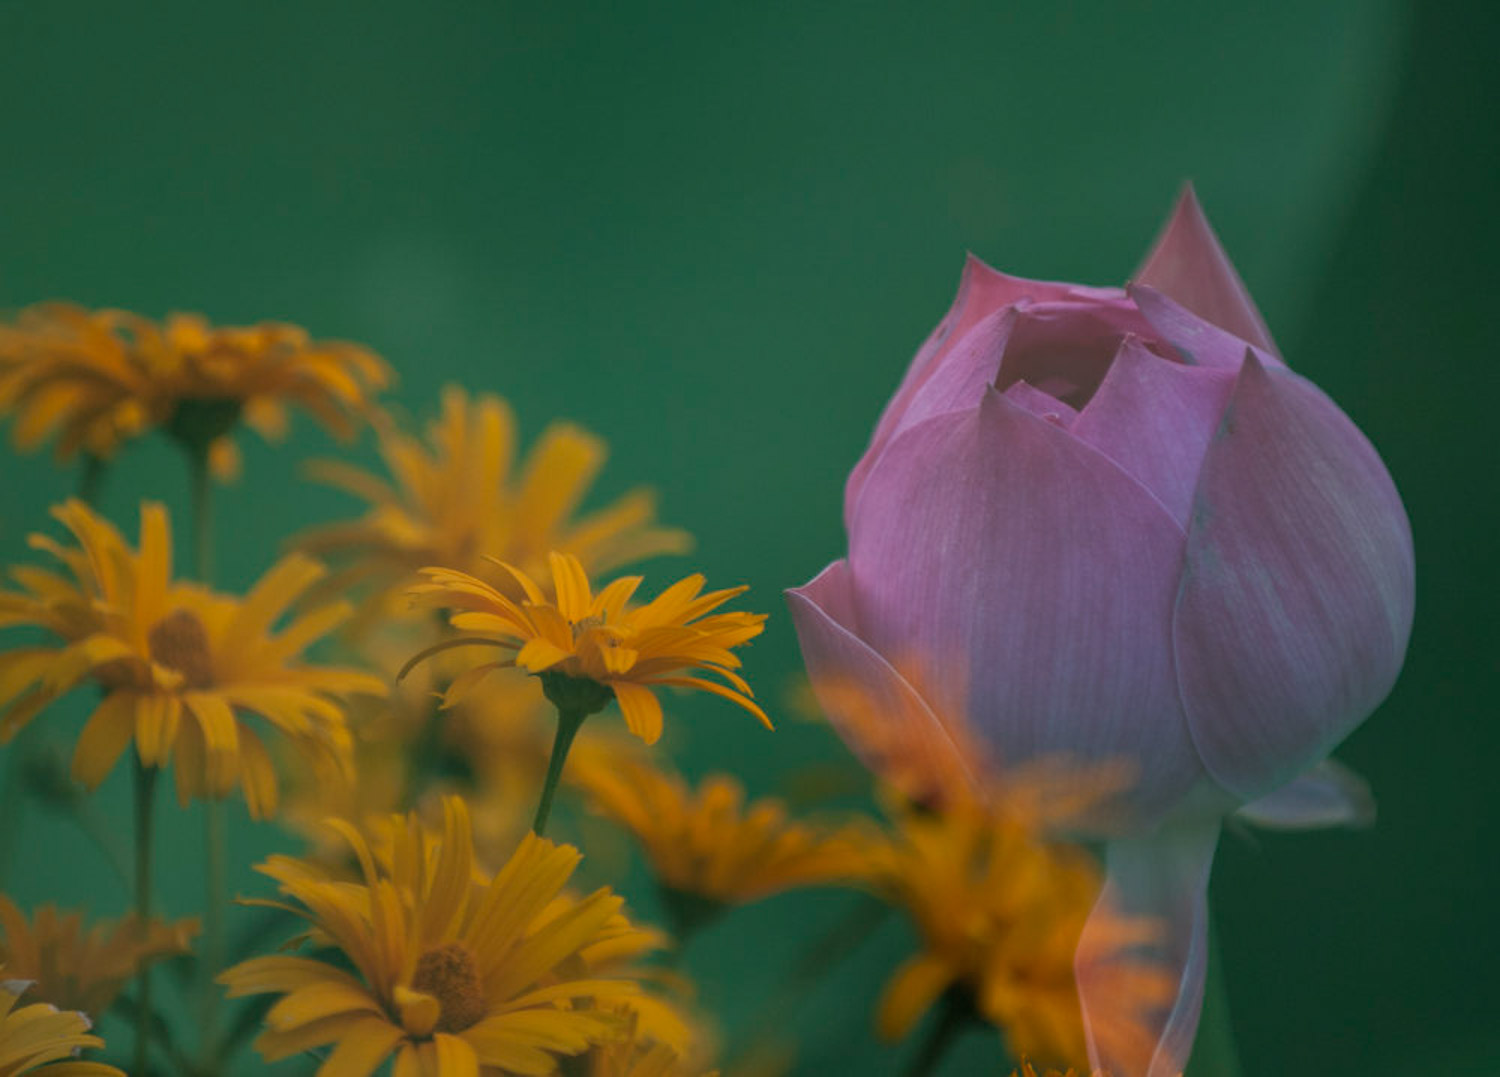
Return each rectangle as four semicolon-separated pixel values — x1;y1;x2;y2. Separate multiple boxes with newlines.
132;757;158;1077
901;987;975;1077
187;447;212;584
77;452;106;506
532;705;587;836
1190;913;1243;1077
200;799;228;1055
184;440;227;1062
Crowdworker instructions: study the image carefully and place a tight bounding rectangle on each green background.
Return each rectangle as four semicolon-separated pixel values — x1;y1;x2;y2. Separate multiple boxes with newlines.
1;2;1495;1074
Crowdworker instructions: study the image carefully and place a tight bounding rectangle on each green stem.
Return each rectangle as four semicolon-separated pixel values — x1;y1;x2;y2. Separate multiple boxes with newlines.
725;893;890;1068
1189;914;1242;1076
77;452;106;506
132;758;158;1077
532;706;587;836
901;987;975;1077
200;799;228;1056
188;448;212;585
183;442;229;1066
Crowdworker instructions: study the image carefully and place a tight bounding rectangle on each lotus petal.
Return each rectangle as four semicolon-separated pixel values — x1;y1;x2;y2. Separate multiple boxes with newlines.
1134;185;1278;355
1072;338;1236;529
845;255;1078;525
1077;815;1221;1077
847;388;1203;823
786;561;981;806
1235;759;1375;831
1129;284;1284;371
1174;352;1414;800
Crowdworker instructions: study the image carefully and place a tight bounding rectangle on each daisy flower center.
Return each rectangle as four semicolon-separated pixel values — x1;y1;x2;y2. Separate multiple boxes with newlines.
147;608;215;689
410;942;486;1033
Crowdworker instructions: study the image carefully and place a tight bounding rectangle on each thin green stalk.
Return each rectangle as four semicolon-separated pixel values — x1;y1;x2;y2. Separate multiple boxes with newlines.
201;799;227;1054
188;448;212;585
901;988;975;1077
184;443;228;1064
725;893;890;1069
532;706;587;836
77;452;106;506
1190;915;1243;1077
132;758;159;1077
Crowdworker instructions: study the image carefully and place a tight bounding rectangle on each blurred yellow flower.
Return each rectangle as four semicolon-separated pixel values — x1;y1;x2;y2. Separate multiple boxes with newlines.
0;898;197;1017
297;385;690;613
0;302;388;472
861;799;1172;1072
0;500;383;816
588;1037;716;1077
221;796;641;1075
571;754;869;914
0;973;122;1076
406;551;769;744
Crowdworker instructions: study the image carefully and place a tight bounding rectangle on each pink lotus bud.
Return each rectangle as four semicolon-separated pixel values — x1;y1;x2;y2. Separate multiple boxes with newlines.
787;187;1413;1076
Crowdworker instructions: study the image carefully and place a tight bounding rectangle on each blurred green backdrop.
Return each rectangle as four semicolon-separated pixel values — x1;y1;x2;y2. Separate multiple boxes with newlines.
1;2;1495;1074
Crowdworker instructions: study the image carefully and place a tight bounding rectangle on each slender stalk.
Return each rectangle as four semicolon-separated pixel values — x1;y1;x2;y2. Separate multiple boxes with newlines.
132;758;159;1077
532;706;587;836
188;448;212;585
77;452;106;506
725;893;890;1069
901;988;974;1077
1190;914;1243;1077
200;799;228;1052
183;443;231;1064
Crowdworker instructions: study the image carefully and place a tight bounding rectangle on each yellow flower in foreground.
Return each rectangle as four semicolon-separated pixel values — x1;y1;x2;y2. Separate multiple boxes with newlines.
0;898;197;1017
589;1037;717;1077
862;799;1172;1072
221;796;642;1075
298;385;690;610
0;501;383;816
571;753;869;911
406;551;769;744
0;974;122;1076
0;302;388;471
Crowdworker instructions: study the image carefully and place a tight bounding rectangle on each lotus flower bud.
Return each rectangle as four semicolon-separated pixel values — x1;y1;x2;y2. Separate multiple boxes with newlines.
788;187;1413;1076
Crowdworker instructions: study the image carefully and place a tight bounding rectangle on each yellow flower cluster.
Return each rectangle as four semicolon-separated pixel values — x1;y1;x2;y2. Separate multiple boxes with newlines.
0;300;1161;1075
0;501;382;816
0;303;388;473
860;798;1172;1072
221;796;649;1074
0;898;197;1017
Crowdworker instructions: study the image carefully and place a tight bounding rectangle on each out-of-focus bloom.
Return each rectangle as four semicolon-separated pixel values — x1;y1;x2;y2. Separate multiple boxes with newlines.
406;551;769;743
588;1036;716;1077
0;501;382;817
571;754;869;919
859;799;1170;1072
0;303;388;474
296;385;690;614
222;796;642;1074
788;188;1414;1074
0;973;122;1076
0;898;198;1017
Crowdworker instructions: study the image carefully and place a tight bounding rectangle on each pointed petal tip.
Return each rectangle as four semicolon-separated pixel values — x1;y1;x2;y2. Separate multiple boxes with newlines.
1134;188;1278;355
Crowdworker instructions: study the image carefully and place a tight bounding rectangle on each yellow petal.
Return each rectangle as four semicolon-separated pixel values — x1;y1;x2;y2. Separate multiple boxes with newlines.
611;682;663;745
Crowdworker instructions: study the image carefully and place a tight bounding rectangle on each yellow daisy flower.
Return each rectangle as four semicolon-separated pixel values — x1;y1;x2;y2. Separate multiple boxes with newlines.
0;302;388;473
571;754;870;919
0;898;197;1017
405;551;769;744
220;796;641;1076
588;1036;717;1077
297;385;690;612
0;500;383;817
861;799;1172;1073
0;973;122;1076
